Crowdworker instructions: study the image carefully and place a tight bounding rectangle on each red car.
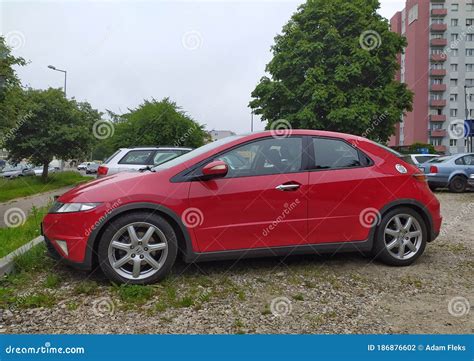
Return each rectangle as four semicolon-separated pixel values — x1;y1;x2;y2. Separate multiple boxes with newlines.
43;130;442;284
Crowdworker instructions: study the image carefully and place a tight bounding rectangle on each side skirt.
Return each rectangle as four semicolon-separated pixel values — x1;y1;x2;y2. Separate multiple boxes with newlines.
183;239;373;263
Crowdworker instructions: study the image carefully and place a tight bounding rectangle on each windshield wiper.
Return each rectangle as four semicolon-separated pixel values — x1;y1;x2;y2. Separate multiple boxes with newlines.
138;166;156;173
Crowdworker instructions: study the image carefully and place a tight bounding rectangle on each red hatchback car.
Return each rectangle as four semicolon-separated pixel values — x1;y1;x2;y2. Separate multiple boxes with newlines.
43;130;442;284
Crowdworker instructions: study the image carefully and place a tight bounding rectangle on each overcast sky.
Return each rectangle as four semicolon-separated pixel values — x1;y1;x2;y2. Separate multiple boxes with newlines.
1;0;404;133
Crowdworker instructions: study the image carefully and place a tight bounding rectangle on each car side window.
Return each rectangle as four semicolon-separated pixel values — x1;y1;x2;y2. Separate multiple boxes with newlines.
462;155;474;165
454;157;464;165
216;137;302;178
118;150;154;165
312;137;361;169
153;151;182;166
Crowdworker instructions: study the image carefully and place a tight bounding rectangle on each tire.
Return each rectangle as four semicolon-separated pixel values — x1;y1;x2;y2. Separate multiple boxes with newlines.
98;212;178;284
372;207;427;266
448;176;467;193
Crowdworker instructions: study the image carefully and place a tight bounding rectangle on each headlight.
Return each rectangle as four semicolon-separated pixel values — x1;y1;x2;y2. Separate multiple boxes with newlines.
49;202;102;213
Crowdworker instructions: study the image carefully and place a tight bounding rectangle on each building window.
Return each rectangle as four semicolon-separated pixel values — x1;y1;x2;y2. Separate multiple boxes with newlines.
450;139;458;146
451;3;459;11
431;93;442;100
468;4;474;11
470;94;474;102
468;34;474;41
471;109;474;117
431;33;443;39
467;49;474;56
450;79;458;86
431;48;444;54
450;109;458;117
432;78;443;84
451;19;458;26
432;63;444;69
451;33;459;41
431;3;444;9
431;123;443;130
466;64;474;71
467;79;474;86
451;64;458;71
432;18;444;24
452;49;459;56
450;94;458;101
467;19;474;26
430;138;442;146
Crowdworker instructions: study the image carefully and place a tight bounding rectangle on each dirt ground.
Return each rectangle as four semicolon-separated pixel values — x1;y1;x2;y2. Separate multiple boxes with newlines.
1;191;472;334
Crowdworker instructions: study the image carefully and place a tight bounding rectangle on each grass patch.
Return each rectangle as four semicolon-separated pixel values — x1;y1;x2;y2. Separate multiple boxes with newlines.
44;273;62;289
113;284;155;305
14;292;56;309
0;171;91;203
73;281;99;296
0;206;48;258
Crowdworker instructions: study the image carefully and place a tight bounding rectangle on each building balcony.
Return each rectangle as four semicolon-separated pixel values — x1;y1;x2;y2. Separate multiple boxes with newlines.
430;53;447;61
431;23;447;32
431;84;447;91
434;145;447;152
431;9;447;16
430;99;446;107
430;69;446;76
430;38;447;46
430;129;447;137
430;114;446;122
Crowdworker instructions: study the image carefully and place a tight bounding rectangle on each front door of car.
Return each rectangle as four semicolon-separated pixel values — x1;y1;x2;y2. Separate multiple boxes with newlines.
306;137;378;244
187;136;309;252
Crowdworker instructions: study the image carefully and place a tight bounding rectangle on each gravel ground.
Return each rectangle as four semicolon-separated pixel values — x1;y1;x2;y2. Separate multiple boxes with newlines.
1;192;472;334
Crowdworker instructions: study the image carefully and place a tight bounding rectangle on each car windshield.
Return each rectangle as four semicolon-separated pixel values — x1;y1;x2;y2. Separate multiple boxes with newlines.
428;156;452;163
153;136;244;170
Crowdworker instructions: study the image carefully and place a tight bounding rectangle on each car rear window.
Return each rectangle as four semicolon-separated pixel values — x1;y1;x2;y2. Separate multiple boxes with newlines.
428;156;451;163
414;155;437;164
118;150;154;165
104;150;121;164
400;155;415;165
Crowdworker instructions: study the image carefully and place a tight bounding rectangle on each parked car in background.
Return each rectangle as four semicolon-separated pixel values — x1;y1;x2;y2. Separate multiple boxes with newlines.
33;166;56;176
400;154;440;168
0;159;6;171
420;153;474;192
77;162;92;171
97;147;192;178
0;164;35;179
86;163;100;174
43;130;442;284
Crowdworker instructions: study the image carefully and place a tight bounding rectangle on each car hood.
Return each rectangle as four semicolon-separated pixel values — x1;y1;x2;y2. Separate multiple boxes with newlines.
58;171;156;203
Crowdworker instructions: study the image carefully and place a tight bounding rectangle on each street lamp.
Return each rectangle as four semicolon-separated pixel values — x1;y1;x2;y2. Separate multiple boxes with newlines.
47;65;67;96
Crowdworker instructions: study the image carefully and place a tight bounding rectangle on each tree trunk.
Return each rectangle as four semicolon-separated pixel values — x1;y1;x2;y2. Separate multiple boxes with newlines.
41;162;49;182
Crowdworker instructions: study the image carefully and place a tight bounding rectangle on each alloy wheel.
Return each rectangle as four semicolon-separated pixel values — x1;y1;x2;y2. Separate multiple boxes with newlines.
383;214;422;260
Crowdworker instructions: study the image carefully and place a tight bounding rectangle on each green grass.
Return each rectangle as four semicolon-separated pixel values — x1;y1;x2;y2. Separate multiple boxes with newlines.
0;206;48;258
0;171;91;202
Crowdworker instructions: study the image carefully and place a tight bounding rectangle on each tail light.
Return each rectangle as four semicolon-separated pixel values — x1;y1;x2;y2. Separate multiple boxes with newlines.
429;166;438;174
97;165;108;176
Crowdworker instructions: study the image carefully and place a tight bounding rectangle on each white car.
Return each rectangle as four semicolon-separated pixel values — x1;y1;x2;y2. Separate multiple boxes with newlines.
400;154;440;167
33;166;56;176
97;147;192;178
77;162;92;171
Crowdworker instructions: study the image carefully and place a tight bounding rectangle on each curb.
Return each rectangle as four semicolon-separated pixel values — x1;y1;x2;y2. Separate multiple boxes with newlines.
0;236;44;276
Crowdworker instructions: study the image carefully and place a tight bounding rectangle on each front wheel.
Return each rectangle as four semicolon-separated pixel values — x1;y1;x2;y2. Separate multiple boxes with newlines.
98;212;178;284
373;207;427;266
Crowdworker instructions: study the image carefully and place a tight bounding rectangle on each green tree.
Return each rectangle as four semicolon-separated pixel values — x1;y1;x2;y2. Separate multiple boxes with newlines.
5;88;101;180
105;98;207;153
249;0;412;143
0;36;27;135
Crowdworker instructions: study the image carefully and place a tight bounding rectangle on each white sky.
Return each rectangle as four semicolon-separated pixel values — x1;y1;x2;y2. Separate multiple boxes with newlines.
1;0;404;133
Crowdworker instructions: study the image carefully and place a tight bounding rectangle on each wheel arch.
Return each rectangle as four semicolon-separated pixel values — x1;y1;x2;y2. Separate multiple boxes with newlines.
448;172;468;183
85;202;193;269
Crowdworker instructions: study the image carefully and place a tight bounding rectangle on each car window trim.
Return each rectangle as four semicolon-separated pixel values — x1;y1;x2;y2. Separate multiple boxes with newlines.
307;136;374;172
171;135;311;182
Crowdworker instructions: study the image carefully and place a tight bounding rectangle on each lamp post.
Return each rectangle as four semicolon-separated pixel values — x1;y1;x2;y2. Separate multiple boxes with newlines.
47;65;67;96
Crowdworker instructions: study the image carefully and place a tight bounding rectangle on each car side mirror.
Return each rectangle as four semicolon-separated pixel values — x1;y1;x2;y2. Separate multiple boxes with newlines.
201;161;228;179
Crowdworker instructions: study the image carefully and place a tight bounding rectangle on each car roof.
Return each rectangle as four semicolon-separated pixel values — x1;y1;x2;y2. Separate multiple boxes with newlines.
120;146;193;150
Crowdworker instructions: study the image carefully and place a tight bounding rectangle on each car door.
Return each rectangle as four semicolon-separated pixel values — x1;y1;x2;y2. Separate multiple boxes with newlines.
187;136;309;252
307;137;377;244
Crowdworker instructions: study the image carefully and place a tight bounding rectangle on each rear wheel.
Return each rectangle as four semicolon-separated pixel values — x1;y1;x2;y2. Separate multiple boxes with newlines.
448;176;467;193
98;212;177;284
373;207;427;266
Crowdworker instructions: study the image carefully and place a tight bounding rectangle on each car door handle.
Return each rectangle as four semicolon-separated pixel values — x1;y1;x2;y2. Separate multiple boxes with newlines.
275;183;300;191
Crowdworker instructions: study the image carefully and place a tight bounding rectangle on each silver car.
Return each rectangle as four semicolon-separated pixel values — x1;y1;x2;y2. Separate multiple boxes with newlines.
97;147;192;178
0;164;35;179
421;153;474;192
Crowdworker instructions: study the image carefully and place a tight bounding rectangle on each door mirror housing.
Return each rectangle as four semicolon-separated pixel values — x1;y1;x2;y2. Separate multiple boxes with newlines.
201;161;228;179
